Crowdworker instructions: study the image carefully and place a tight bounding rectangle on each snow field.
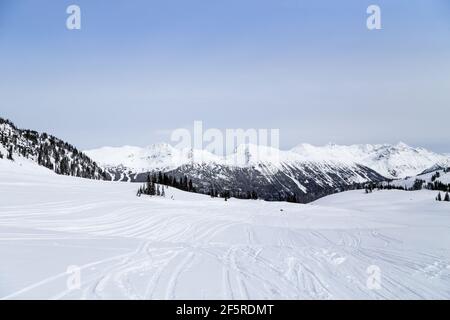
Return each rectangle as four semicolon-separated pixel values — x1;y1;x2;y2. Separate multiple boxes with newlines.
1;158;449;299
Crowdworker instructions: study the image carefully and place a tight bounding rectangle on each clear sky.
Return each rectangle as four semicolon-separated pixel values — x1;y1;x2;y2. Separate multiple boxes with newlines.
0;0;449;152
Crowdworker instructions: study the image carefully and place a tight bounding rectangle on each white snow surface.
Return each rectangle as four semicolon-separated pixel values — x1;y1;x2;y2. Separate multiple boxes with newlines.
84;143;297;171
85;142;450;179
292;142;450;179
390;169;450;189
1;158;450;300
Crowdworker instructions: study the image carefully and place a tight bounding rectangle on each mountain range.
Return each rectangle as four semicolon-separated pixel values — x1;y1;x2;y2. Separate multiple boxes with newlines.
85;142;450;180
85;142;450;202
2;116;449;203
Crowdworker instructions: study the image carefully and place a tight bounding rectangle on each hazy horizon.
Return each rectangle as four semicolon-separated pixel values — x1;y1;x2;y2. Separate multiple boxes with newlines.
2;115;448;155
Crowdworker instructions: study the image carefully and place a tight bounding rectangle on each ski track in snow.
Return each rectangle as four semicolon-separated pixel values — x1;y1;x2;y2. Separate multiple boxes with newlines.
1;162;450;299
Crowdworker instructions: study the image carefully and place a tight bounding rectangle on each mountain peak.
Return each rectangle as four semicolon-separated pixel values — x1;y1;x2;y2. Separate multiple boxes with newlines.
394;141;411;149
84;142;450;180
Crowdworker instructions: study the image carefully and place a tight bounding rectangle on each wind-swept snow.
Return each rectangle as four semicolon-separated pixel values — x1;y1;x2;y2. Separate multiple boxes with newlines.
1;158;449;299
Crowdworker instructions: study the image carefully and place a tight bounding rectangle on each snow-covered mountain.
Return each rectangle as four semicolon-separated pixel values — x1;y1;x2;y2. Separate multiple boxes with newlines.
292;142;450;179
84;143;222;173
389;165;450;191
85;143;386;203
3;115;448;203
86;142;450;180
84;141;450;202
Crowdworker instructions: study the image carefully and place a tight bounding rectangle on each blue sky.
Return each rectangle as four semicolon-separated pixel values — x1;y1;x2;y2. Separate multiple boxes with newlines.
0;0;449;152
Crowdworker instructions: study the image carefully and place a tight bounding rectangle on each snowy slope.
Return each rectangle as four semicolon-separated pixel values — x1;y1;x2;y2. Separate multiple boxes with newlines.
1;157;449;299
83;143;215;173
0;117;106;180
0;149;55;177
84;143;322;172
86;142;450;180
389;167;450;190
292;142;450;179
86;143;385;202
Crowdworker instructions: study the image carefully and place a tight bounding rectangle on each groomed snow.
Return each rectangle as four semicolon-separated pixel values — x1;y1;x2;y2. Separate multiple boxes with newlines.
1;158;449;299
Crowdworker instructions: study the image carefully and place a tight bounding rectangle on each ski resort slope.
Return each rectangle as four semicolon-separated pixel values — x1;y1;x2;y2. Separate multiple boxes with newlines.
1;158;450;300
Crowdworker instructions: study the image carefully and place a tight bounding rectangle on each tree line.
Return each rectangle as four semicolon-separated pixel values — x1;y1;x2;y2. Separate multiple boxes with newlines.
1;117;107;180
137;171;261;201
361;171;450;203
137;172;194;197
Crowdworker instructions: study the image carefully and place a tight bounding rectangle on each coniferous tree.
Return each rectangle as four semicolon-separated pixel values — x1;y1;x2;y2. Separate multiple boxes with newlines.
444;192;450;202
431;172;441;182
7;145;14;160
146;175;152;195
412;179;424;191
436;192;442;201
222;190;231;201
